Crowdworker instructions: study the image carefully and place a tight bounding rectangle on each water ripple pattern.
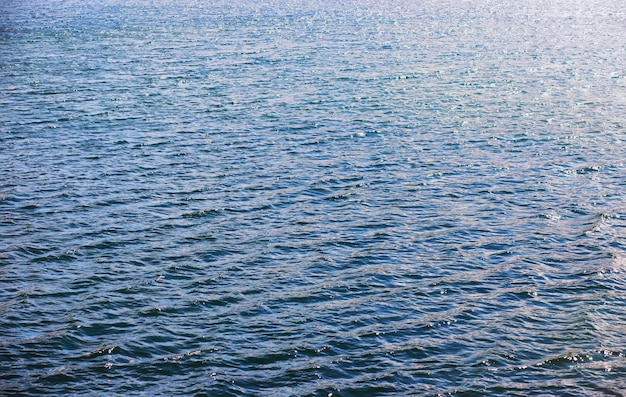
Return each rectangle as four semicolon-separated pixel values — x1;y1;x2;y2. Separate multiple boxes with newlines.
1;0;626;395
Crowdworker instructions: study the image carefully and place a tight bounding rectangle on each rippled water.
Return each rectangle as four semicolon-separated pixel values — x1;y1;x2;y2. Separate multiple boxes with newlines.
2;0;626;395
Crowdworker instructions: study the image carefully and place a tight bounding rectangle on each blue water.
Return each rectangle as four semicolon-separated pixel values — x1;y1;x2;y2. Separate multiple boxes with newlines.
2;0;626;395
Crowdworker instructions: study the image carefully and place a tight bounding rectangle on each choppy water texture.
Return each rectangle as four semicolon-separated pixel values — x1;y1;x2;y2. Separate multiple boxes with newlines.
2;0;626;395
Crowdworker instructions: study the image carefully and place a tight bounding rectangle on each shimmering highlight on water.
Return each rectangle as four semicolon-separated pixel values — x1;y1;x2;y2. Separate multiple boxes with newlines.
1;0;626;395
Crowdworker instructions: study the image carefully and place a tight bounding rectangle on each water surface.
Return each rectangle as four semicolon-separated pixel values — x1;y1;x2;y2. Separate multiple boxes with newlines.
1;0;626;395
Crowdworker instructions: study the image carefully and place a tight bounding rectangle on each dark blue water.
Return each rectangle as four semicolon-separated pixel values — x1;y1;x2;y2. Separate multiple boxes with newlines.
2;0;626;395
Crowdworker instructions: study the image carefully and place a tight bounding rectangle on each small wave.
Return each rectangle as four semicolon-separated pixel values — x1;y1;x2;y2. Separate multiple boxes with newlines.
181;208;221;218
583;212;615;235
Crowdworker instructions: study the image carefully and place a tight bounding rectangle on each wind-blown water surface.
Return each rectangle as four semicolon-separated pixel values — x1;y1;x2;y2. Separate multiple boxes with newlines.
1;0;626;395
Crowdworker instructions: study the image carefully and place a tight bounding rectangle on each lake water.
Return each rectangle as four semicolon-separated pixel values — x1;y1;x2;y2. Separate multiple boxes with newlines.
1;0;626;395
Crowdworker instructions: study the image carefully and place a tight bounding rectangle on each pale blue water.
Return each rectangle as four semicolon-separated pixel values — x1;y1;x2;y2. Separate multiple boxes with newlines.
1;0;626;395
